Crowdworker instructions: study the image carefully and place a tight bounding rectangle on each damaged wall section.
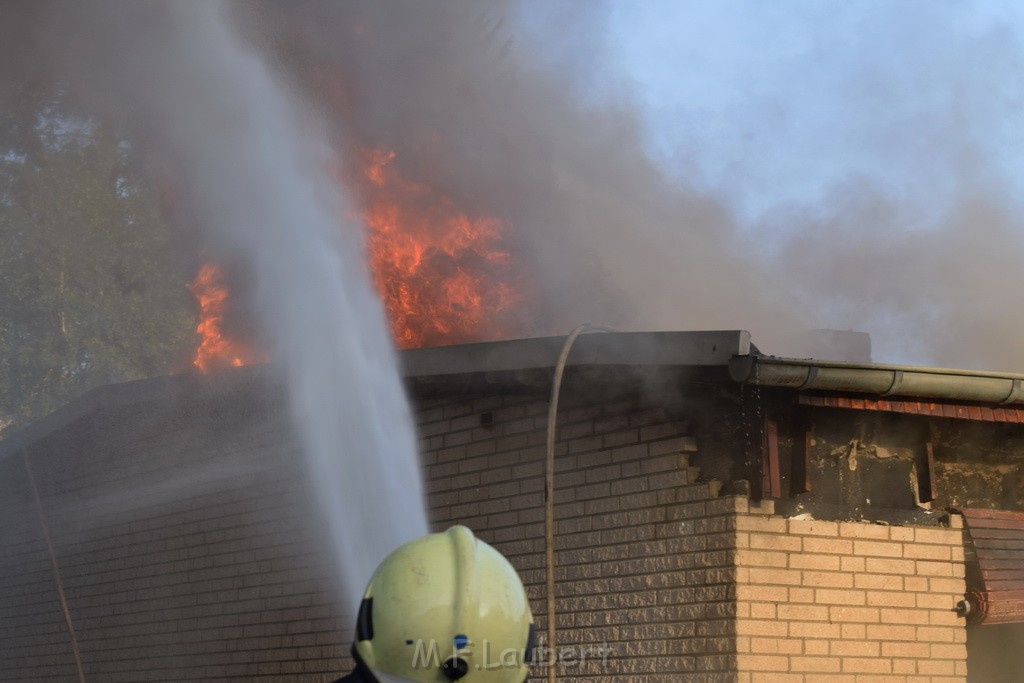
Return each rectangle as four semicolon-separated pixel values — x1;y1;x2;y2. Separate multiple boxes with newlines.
750;398;1024;524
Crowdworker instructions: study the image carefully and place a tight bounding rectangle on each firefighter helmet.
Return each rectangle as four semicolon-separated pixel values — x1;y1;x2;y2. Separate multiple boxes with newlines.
352;525;535;683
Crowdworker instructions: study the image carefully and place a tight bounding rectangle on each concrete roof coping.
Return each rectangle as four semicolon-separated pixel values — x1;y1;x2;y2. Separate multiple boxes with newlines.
400;330;754;377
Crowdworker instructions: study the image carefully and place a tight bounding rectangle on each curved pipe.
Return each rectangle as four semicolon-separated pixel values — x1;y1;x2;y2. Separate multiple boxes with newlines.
545;324;614;683
729;356;1024;405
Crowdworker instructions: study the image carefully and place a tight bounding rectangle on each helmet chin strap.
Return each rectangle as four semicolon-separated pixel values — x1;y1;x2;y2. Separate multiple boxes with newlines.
348;644;425;683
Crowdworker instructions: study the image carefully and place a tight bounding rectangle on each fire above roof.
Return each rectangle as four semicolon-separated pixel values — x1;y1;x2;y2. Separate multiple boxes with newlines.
6;329;1024;461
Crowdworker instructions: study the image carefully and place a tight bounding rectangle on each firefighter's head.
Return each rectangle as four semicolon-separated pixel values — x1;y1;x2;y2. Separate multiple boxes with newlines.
352;525;535;683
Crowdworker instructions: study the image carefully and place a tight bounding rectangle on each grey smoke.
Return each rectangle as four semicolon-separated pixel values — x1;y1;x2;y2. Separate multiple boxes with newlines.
239;0;1024;372
240;0;804;346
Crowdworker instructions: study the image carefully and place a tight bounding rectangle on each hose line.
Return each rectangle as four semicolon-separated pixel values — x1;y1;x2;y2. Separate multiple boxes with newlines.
23;449;87;683
545;324;614;683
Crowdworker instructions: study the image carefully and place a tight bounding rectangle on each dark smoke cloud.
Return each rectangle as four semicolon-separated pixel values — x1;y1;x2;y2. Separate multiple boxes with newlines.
243;0;1024;371
239;0;807;347
284;1;1019;374
5;0;1024;373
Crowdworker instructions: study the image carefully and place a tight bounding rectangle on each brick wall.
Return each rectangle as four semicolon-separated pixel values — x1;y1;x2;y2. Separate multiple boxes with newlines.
2;379;728;683
1;374;981;682
734;501;968;682
0;456;81;680
419;390;739;682
0;388;350;682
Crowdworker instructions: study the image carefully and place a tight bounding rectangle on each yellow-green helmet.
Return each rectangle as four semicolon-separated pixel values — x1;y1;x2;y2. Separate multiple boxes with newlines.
352;525;535;683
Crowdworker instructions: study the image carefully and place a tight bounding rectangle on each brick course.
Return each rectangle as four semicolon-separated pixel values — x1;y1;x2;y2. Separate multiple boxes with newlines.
0;396;349;682
420;392;736;682
735;501;967;682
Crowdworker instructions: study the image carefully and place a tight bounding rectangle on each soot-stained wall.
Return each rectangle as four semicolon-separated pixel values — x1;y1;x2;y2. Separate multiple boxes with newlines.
742;399;1024;524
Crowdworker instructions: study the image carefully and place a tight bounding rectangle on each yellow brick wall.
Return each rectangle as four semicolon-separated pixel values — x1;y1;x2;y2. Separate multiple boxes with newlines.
734;500;967;683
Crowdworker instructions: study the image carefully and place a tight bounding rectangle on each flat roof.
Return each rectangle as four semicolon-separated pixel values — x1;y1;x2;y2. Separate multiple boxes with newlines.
5;329;1024;459
400;330;754;377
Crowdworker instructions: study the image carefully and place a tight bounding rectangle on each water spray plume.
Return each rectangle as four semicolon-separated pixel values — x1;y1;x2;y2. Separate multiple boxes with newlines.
32;1;429;602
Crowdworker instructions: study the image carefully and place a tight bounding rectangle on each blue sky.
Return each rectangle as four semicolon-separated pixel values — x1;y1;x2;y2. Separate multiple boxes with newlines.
602;1;1024;226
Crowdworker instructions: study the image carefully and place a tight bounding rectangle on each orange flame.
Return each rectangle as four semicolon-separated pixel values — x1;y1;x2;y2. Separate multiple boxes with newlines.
186;147;525;362
187;263;259;372
361;148;523;348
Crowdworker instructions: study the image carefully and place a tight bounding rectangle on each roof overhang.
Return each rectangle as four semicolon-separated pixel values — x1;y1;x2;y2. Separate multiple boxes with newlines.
401;330;754;378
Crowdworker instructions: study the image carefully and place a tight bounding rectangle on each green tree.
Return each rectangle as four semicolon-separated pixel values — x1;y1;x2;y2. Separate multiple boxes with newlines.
0;117;195;433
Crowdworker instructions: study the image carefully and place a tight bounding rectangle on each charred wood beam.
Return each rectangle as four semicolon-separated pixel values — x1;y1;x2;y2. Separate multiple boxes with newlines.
762;419;782;499
790;418;813;496
918;442;938;503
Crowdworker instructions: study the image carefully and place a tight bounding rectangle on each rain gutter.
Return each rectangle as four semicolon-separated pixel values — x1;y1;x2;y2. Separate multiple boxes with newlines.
729;355;1024;406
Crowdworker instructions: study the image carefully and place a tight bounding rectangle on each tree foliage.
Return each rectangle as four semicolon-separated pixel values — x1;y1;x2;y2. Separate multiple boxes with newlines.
0;112;196;433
